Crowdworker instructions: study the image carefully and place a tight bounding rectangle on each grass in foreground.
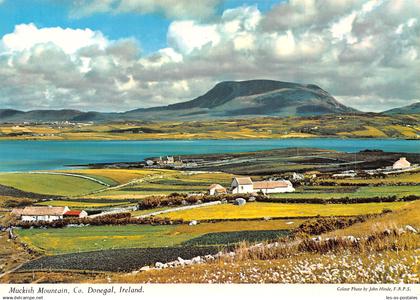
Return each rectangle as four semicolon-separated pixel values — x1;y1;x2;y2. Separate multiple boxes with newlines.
160;201;410;221
106;201;420;284
110;251;418;283
0;232;39;275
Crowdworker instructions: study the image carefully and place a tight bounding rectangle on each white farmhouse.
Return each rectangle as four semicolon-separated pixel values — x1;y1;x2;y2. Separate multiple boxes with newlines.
208;184;227;196
231;177;254;194
393;157;411;169
230;177;295;194
19;206;69;222
253;180;295;194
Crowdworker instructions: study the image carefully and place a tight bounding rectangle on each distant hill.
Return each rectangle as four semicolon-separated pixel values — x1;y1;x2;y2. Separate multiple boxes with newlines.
0;80;359;122
123;80;358;120
382;102;420;115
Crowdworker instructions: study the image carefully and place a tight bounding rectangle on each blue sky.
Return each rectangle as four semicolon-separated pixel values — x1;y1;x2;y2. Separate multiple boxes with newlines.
0;0;419;112
0;0;279;54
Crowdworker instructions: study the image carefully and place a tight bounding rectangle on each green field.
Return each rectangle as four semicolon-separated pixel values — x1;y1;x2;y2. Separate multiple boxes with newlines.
36;200;132;208
0;173;105;196
160;202;410;221
271;185;420;200
320;172;420;185
60;169;174;185
91;171;234;198
0;169;232;203
17;225;190;254
16;219;300;254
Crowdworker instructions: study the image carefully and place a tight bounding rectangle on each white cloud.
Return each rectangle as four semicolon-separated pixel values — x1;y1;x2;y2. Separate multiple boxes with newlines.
168;21;220;54
71;0;223;20
1;23;108;54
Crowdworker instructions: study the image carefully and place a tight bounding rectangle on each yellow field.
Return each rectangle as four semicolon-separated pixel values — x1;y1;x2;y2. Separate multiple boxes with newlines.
325;200;420;237
350;126;388;137
385;125;418;138
161;202;410;221
172;219;305;234
61;169;174;185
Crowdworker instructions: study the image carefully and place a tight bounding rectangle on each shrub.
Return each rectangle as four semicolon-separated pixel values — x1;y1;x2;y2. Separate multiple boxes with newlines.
292;215;370;236
3;198;33;208
13;213;185;228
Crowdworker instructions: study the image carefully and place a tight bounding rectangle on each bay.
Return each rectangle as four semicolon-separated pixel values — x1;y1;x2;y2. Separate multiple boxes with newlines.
0;138;418;172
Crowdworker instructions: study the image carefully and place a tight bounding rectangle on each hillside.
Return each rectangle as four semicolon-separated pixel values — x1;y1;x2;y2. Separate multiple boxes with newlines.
382;102;420;115
0;80;358;122
0;114;419;140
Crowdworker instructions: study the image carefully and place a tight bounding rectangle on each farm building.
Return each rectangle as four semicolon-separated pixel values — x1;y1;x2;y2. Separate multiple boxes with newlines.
10;208;24;217
253;180;295;194
208;184;227;196
64;210;88;218
231;177;254;194
393;157;411;169
230;177;295;194
14;206;69;222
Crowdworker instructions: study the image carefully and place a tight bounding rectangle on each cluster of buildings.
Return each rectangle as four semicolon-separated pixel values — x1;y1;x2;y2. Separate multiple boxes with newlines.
145;156;203;169
208;177;295;196
11;206;87;222
332;157;416;178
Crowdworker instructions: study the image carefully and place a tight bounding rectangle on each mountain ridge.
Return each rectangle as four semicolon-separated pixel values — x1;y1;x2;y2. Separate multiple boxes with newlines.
0;79;367;122
382;102;420;115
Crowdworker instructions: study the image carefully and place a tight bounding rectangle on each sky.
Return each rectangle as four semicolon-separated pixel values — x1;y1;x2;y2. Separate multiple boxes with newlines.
0;0;419;112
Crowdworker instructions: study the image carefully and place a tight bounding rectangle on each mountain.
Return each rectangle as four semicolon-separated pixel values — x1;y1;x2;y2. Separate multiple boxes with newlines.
123;80;358;120
0;80;359;122
382;102;420;115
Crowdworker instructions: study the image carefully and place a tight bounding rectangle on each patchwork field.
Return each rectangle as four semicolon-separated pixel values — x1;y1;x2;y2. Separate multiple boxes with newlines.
160;202;410;221
60;169;174;185
0;169;234;207
320;171;420;185
16;219;301;255
1;114;419;140
271;185;420;200
105;201;420;284
89;171;234;198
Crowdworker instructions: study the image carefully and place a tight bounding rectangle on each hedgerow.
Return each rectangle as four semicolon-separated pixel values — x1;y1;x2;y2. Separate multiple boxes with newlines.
13;213;184;229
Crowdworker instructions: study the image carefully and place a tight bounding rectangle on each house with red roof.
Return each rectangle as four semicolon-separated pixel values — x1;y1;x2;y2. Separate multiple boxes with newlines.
63;210;88;218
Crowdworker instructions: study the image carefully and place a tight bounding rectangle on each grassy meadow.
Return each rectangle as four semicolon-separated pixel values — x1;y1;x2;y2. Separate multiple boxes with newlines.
0;173;105;196
15;219;302;255
271;185;420;200
159;201;409;221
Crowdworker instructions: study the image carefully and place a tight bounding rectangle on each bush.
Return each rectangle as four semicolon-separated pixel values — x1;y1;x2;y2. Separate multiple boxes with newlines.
3;198;33;208
137;193;269;209
292;215;370;236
